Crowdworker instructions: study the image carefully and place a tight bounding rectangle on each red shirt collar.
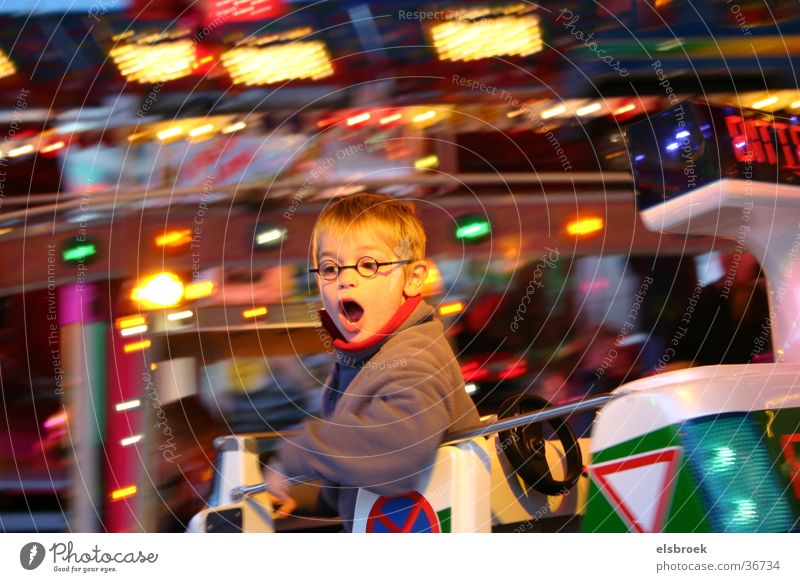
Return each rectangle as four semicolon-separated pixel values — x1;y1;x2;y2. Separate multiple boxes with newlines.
319;294;423;352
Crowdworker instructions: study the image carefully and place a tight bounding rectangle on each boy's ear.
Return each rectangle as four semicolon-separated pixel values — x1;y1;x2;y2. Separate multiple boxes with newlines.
403;260;429;297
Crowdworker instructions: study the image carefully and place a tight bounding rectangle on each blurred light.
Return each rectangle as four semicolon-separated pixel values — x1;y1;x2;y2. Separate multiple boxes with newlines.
567;217;604;236
150;363;158;371
207;0;284;21
255;226;287;248
614;104;636;115
62;242;97;263
675;130;690;139
43;411;67;430
0;228;12;236
222;121;246;133
167;310;194;321
8;144;34;157
157;127;183;141
666;142;679;151
123;340;151;353
120;324;148;337
431;15;542;62
222;41;333;85
155;228;192;248
110;39;197;84
634;154;645;162
188;124;215;138
439;302;464;316
380;113;402;125
116;315;146;330
412;110;436;123
120;435;142;447
455;216;492;241
132;272;184;309
243;306;268;319
424;264;441;286
184;281;215;300
346;112;371;126
115;399;141;412
465;383;478;395
414;155;439;170
753;96;778;110
41;141;66;153
110;485;137;501
791;100;800;109
499;360;528;380
0;49;16;80
541;105;566;120
710;446;736;473
461;361;490;382
576;102;601;116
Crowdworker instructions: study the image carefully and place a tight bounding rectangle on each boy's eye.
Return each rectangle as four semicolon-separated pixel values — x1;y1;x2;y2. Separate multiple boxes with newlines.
319;262;339;279
356;258;379;276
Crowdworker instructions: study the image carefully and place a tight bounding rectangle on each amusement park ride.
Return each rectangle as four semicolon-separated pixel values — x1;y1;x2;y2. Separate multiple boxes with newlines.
181;100;800;533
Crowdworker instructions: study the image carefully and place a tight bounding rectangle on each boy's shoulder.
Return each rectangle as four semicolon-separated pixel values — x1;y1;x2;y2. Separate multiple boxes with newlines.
377;316;452;363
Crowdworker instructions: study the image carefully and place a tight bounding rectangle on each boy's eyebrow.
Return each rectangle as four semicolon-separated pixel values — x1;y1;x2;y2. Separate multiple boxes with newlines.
318;245;385;259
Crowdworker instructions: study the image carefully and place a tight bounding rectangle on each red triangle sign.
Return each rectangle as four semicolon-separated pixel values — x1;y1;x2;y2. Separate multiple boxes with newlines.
588;447;682;533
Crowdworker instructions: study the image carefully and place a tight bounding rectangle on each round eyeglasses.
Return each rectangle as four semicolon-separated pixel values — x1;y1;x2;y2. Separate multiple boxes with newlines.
309;256;411;281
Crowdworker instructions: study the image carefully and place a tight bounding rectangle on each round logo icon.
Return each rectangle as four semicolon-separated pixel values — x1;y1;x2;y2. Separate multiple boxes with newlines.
20;542;46;570
365;492;441;533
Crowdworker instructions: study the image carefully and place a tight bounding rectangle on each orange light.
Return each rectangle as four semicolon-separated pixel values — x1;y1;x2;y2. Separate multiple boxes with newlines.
567;217;604;236
184;281;215;300
243;306;268;319
115;315;147;330
123;339;151;353
380;113;402;125
41;141;66;153
613;104;636;115
110;485;137;501
131;272;184;308
155;229;192;248
439;302;464;317
346;112;371;126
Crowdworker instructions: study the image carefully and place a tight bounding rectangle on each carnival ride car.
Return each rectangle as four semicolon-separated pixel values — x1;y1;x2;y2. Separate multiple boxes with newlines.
187;100;800;533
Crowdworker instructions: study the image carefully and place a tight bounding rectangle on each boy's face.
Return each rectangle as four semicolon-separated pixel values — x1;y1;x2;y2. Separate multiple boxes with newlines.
316;227;427;344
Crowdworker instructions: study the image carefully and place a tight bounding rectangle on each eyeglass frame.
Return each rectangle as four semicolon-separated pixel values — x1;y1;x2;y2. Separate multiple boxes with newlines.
308;256;412;281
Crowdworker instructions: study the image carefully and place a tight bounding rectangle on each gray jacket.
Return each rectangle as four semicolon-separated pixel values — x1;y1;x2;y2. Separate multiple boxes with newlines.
277;297;480;529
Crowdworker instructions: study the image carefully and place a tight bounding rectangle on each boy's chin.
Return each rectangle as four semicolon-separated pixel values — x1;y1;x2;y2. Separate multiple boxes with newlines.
338;325;370;344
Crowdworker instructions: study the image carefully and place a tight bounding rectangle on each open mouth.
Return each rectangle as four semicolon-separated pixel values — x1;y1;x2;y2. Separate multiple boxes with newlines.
339;299;365;324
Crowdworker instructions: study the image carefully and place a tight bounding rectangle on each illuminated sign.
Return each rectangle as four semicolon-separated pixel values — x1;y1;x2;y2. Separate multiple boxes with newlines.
627;100;800;211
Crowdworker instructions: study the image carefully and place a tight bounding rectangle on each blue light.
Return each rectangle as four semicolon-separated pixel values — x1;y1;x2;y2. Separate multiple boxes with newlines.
634;154;645;162
676;130;690;139
682;415;796;533
666;142;679;152
700;124;711;131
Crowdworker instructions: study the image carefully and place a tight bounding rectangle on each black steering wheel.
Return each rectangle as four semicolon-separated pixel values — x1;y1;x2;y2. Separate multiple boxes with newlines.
498;394;583;495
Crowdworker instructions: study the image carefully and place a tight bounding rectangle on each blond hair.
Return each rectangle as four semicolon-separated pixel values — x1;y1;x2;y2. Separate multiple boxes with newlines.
311;193;426;266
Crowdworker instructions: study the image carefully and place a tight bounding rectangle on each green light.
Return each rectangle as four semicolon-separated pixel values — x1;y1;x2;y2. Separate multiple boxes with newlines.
709;446;736;473
63;243;97;262
455;219;491;240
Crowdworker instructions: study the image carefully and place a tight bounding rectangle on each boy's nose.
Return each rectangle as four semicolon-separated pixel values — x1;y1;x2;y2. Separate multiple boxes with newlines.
337;267;359;288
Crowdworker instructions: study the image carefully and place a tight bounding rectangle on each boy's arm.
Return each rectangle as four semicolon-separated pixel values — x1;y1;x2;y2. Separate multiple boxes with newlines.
276;363;455;496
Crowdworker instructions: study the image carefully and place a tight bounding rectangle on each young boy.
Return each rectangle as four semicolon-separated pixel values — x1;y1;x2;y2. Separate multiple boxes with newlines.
264;193;480;531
